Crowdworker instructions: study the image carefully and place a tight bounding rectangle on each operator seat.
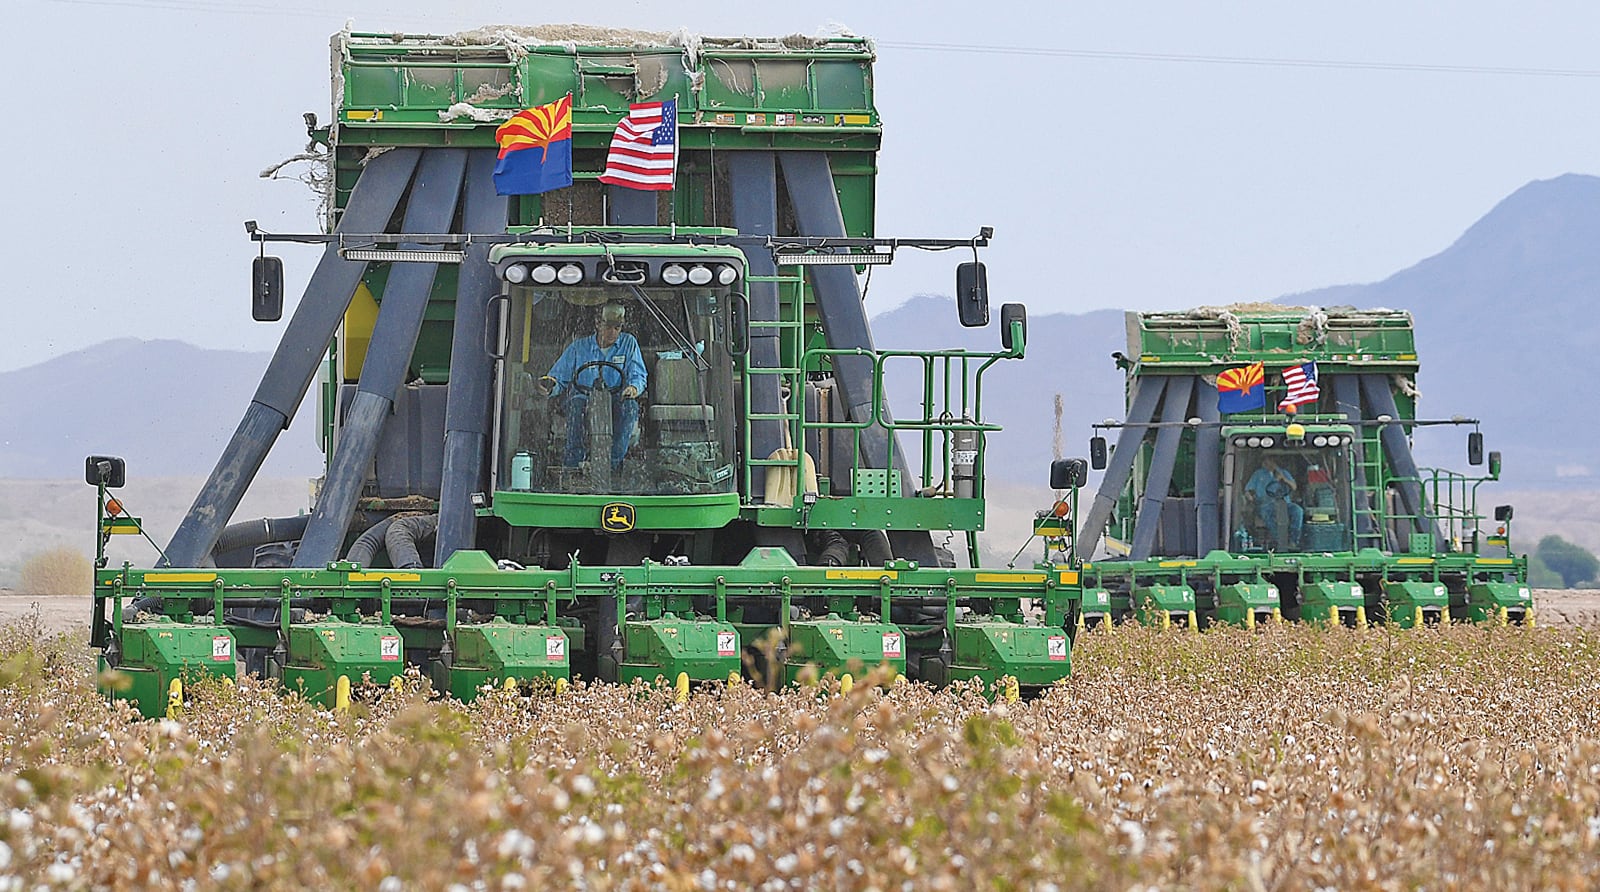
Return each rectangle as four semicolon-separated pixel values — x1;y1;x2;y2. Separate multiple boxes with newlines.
648;355;714;436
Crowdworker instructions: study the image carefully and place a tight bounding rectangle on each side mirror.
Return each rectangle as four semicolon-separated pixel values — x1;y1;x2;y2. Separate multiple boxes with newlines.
252;256;284;322
1000;302;1027;352
85;455;126;488
1089;436;1108;470
729;293;750;356
1488;450;1502;479
1467;431;1484;466
1493;504;1513;522
1050;458;1089;490
955;262;989;327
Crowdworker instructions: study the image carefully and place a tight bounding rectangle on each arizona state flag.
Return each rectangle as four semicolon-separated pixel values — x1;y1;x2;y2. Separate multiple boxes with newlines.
1216;361;1266;413
493;95;573;196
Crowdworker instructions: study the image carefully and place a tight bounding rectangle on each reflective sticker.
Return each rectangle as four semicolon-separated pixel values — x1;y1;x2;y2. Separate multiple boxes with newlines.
882;632;903;659
717;631;738;657
212;636;231;662
380;635;401;662
1048;635;1068;662
547;636;566;660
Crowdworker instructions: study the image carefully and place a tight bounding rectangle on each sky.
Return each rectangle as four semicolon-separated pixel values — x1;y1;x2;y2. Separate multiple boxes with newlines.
4;0;1600;372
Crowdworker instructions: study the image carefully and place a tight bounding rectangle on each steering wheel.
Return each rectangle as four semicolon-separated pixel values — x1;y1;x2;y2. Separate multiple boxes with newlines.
555;360;629;396
1265;479;1291;498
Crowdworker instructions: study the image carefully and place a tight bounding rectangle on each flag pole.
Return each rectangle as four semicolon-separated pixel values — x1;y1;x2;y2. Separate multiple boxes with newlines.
669;93;680;236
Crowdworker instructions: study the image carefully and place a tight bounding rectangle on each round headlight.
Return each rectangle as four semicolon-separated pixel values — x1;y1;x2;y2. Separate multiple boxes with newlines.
503;263;528;284
1233;437;1247;447
556;264;583;285
1246;436;1262;448
1312;435;1328;447
530;264;558;285
717;265;740;285
687;265;713;286
1260;436;1275;448
661;264;688;286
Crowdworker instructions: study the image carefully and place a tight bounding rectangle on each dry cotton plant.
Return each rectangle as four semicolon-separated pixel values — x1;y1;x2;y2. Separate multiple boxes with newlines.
1;619;1599;890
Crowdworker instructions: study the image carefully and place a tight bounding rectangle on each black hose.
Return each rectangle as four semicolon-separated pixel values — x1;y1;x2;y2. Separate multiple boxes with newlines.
345;516;398;566
214;515;310;558
386;514;440;569
850;530;894;567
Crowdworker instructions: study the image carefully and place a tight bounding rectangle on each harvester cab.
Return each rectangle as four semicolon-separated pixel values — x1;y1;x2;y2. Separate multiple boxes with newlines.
490;243;744;505
1223;422;1358;554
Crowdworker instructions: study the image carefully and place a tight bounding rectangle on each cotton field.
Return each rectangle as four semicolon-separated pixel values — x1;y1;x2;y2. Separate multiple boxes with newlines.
2;616;1598;890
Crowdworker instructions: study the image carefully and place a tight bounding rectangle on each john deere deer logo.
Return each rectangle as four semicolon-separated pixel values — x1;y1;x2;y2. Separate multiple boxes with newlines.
601;502;636;533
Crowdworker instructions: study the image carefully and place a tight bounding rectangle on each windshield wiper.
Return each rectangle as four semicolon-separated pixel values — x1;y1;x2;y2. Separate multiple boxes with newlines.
628;284;710;371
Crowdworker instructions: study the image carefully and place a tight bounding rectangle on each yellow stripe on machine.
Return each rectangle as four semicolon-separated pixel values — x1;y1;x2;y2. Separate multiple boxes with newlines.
1059;571;1080;585
101;518;143;536
1158;561;1197;568
349;572;423;583
975;573;1045;584
1396;557;1435;565
826;569;897;580
1475;558;1514;565
144;572;217;583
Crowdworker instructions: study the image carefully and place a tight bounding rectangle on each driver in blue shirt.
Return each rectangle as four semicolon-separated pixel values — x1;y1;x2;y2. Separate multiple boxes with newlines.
1245;455;1303;549
537;303;647;468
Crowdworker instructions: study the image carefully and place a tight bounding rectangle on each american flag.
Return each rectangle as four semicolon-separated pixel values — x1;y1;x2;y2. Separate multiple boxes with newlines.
598;99;677;191
1278;362;1321;411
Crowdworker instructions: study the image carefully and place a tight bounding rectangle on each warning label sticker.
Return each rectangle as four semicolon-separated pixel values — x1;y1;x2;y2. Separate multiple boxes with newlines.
380;635;401;662
717;631;738;657
211;636;231;662
1048;635;1068;661
547;636;566;660
882;632;903;659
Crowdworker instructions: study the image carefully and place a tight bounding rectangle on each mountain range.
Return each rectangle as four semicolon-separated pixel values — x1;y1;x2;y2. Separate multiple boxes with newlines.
3;174;1595;492
0;339;321;480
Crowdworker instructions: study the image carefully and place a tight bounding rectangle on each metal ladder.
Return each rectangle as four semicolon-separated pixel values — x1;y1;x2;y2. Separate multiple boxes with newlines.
740;272;809;504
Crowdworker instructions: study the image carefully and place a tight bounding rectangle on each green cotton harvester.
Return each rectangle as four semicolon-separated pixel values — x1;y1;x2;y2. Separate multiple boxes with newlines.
86;27;1081;718
1052;305;1531;631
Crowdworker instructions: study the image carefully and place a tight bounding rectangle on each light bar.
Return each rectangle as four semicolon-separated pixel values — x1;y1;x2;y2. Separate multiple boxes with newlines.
774;250;895;266
342;249;465;264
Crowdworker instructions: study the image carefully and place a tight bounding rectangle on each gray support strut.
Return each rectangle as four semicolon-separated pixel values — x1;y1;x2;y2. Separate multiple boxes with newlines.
777;152;934;564
435;150;510;564
1130;377;1194;560
1075;376;1166;558
162;148;422;567
727;153;787;496
1192;378;1222;555
296;148;469;566
1359;374;1443;548
1330;375;1378;541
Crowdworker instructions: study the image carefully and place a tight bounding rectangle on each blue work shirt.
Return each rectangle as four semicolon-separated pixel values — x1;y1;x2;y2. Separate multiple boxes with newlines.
548;332;647;395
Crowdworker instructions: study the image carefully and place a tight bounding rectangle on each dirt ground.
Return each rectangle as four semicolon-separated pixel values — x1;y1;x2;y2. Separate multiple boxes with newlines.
4;590;1598;637
0;595;92;635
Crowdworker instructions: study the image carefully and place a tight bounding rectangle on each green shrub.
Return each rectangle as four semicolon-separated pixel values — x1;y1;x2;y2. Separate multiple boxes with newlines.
1536;535;1599;588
